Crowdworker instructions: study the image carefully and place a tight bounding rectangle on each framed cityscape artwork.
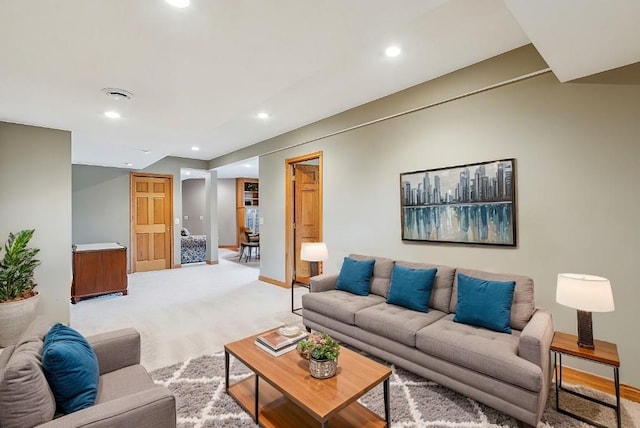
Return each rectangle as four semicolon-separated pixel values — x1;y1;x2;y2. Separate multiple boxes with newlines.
400;158;516;246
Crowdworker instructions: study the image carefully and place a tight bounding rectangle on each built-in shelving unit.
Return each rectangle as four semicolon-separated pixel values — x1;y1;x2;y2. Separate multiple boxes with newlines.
242;181;259;206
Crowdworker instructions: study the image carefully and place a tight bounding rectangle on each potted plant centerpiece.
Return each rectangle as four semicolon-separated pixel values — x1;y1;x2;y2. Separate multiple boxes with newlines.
0;229;41;347
297;332;340;378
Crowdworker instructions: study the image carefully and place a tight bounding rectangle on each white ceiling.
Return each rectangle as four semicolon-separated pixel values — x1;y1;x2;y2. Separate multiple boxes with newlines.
1;0;638;172
182;157;258;180
504;0;640;83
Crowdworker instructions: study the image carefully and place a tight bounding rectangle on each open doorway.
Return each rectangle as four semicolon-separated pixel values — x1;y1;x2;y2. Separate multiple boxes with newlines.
213;157;259;256
180;168;208;265
285;152;323;288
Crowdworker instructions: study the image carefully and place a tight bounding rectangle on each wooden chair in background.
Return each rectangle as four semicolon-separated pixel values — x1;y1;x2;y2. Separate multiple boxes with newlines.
239;227;260;262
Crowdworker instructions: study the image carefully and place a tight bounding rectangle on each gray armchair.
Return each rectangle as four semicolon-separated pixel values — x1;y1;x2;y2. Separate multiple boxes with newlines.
0;319;176;428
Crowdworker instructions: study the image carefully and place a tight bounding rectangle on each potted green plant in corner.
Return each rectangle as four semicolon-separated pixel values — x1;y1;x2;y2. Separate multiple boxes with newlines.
0;229;41;347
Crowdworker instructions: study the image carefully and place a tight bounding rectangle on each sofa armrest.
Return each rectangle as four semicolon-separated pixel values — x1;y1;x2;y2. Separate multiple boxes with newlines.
310;273;339;293
38;386;176;428
88;328;141;375
518;309;554;369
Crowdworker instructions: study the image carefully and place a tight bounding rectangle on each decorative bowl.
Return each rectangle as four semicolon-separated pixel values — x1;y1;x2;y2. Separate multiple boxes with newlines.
278;325;301;337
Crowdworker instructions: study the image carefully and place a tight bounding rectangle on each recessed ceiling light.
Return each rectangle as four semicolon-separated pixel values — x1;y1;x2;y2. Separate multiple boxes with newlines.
124;162;133;167
385;45;402;58
257;112;269;120
166;0;190;8
104;111;121;119
244;164;252;168
191;146;200;151
185;171;191;176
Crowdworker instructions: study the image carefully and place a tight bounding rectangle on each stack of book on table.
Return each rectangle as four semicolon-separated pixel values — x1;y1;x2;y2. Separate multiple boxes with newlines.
255;329;308;357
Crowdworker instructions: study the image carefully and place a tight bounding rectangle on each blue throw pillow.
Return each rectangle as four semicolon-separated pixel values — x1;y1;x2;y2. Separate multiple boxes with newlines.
386;265;437;312
335;257;375;296
453;273;516;334
42;323;99;414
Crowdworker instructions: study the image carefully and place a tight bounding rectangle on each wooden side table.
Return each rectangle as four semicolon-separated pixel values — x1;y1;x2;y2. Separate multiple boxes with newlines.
550;331;621;428
291;280;309;315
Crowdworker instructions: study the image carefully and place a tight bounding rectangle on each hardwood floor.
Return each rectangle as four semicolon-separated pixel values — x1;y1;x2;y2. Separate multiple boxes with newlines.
560;366;640;403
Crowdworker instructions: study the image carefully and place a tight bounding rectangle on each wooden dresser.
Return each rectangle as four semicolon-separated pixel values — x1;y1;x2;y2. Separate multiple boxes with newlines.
72;243;128;303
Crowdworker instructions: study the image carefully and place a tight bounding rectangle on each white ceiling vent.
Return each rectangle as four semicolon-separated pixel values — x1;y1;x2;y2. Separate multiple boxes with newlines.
101;88;134;100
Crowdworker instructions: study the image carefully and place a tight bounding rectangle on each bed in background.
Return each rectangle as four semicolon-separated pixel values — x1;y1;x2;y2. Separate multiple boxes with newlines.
181;228;206;264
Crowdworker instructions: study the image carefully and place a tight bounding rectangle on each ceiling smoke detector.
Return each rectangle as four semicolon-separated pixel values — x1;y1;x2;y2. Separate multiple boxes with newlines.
102;88;134;100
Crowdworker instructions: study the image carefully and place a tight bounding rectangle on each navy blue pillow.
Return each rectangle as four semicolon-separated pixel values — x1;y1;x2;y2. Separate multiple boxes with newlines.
453;273;516;333
335;257;375;296
42;323;99;414
386;265;437;312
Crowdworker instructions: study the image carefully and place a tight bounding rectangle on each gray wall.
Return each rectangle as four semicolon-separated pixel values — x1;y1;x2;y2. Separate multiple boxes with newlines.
222;47;640;385
72;165;129;249
72;156;218;269
0;122;72;325
181;179;206;236
217;179;237;246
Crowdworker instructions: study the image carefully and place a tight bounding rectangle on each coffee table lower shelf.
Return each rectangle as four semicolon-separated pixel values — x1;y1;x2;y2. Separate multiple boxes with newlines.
228;375;387;428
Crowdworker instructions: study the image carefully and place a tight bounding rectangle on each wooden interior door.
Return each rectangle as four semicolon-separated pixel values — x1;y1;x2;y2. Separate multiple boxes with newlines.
294;164;320;283
130;173;173;272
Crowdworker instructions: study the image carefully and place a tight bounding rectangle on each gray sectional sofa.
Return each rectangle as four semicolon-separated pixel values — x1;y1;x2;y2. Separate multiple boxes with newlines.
301;254;554;427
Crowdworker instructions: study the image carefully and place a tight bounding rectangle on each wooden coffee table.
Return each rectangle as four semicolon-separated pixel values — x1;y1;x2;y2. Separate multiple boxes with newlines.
224;329;391;427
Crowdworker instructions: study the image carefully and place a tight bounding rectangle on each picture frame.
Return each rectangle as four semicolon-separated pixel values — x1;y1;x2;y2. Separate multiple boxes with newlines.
400;158;516;246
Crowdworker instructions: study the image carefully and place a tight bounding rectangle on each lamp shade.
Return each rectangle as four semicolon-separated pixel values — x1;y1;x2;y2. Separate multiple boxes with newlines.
300;242;328;262
556;273;614;312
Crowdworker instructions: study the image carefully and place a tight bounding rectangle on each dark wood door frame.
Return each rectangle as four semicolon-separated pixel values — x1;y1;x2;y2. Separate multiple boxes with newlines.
285;151;323;289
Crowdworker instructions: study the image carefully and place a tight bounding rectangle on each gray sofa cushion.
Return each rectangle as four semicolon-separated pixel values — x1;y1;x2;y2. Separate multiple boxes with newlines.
302;290;385;325
349;254;394;297
355;303;446;347
395;260;455;313
97;365;158;404
0;335;56;428
416;315;541;392
89;328;141;376
450;268;535;331
18;316;53;342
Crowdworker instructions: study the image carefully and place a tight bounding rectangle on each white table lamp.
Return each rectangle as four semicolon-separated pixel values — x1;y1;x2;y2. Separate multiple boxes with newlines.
301;242;328;278
556;273;614;349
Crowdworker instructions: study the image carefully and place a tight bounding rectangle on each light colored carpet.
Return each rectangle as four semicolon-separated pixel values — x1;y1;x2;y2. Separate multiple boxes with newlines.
70;249;302;371
151;351;640;428
220;250;260;268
